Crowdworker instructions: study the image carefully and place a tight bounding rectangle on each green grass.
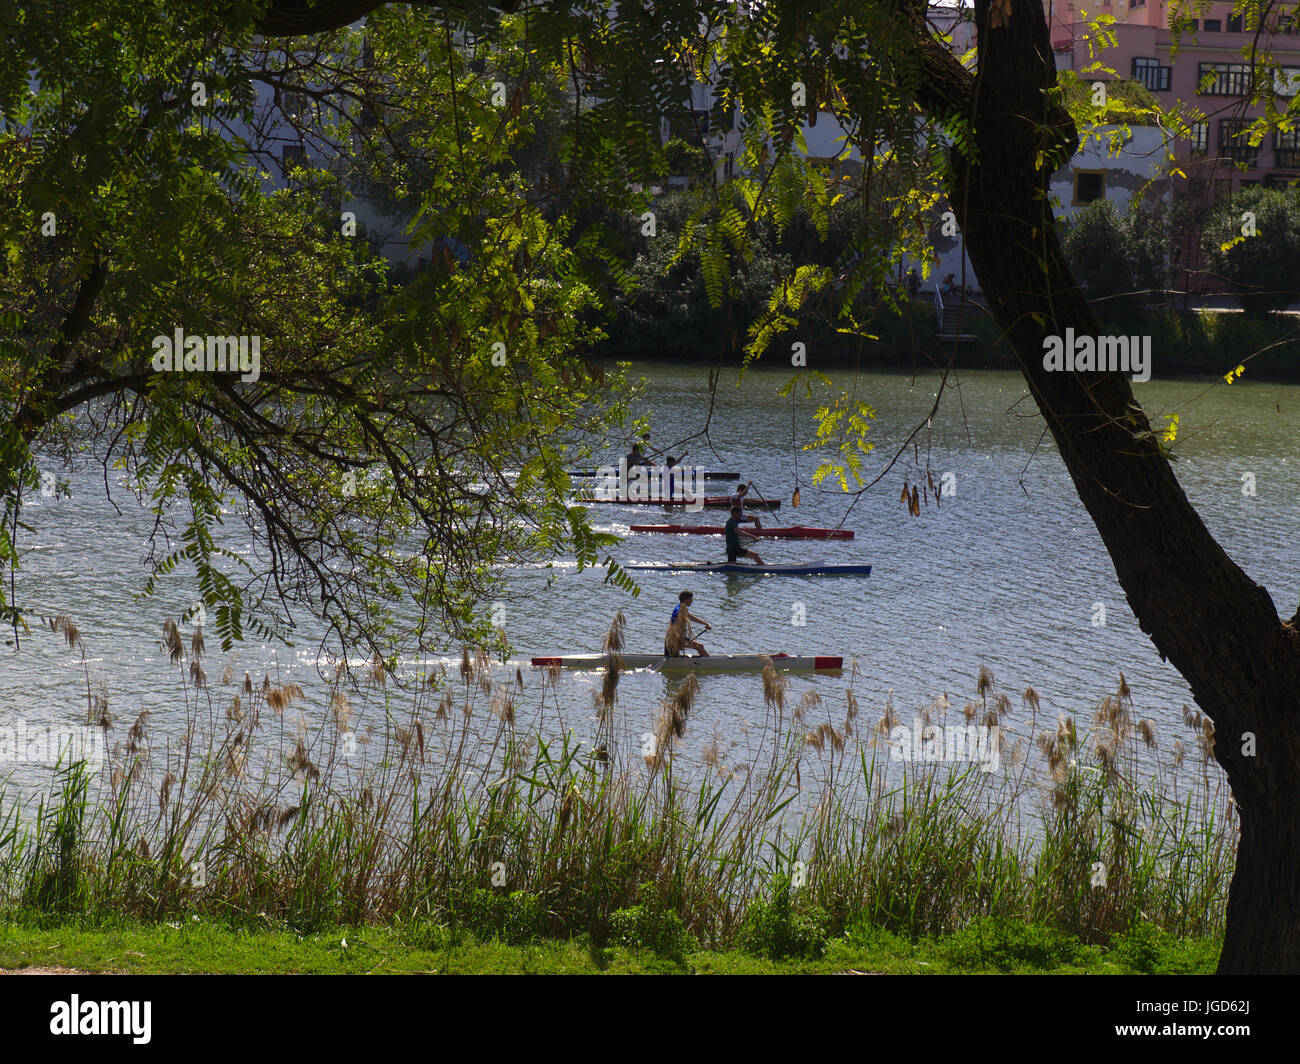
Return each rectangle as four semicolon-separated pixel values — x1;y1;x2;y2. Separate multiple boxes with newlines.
0;916;1221;974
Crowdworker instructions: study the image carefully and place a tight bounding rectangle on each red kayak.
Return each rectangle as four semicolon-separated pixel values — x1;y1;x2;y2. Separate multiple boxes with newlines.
630;523;853;540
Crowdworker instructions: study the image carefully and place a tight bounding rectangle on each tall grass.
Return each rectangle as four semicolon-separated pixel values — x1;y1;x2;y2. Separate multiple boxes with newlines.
0;614;1235;950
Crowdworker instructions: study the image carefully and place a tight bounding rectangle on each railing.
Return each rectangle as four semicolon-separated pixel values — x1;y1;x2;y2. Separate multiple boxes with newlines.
934;284;944;332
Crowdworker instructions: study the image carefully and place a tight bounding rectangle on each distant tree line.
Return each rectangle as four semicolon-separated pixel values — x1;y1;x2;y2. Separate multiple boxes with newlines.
1060;186;1300;319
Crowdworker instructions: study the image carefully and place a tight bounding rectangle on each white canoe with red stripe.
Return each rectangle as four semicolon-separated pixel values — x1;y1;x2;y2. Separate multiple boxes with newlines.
530;653;843;673
629;523;853;540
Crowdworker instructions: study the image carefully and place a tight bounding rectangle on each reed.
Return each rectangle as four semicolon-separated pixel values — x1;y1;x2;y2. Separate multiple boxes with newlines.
0;620;1235;952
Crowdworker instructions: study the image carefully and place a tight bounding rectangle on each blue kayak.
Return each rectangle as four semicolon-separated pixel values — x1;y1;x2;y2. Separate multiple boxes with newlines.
627;562;872;576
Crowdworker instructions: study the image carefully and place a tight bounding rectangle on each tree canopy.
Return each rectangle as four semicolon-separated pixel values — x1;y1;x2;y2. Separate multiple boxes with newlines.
1;1;653;662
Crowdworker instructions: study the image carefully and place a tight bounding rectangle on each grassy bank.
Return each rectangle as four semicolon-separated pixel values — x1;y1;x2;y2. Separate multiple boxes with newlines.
0;615;1235;970
0;917;1221;974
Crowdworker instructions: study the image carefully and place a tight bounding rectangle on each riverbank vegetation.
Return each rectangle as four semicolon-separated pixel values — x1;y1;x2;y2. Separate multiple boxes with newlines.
0;616;1234;970
595;186;1300;377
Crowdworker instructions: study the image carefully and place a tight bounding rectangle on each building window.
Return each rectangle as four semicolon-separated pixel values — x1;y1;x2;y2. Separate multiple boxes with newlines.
1199;61;1255;95
1133;56;1171;91
1073;169;1105;204
1190;122;1209;155
1276;126;1300;168
1219;119;1259;165
280;144;307;178
1228;13;1243;32
669;109;710;145
1204;18;1222;31
1132;0;1145;7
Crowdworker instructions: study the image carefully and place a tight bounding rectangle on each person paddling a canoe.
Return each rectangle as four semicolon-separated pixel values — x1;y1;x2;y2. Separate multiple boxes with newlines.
626;441;654;468
664;452;687;501
665;590;711;657
728;482;765;521
725;506;765;565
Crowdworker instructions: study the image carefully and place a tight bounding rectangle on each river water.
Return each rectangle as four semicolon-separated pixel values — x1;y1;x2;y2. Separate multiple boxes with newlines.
4;362;1297;803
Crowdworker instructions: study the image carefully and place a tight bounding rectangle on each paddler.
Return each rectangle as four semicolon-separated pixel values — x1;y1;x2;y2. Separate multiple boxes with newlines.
725;506;764;565
626;441;654;468
665;590;711;658
664;451;687;501
729;481;764;517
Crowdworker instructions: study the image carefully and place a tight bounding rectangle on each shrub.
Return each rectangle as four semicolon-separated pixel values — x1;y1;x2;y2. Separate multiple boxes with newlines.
942;917;1082;972
461;888;545;946
1202;185;1300;316
1108;922;1220;974
1059;199;1168;321
737;874;828;960
609;884;693;958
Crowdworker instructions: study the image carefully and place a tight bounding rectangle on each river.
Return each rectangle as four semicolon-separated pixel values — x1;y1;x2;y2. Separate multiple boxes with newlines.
4;362;1296;805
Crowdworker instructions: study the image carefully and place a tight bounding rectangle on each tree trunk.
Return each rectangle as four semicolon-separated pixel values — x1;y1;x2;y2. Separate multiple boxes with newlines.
935;0;1300;973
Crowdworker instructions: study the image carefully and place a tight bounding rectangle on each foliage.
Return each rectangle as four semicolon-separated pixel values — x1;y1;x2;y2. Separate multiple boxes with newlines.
1143;305;1300;376
460;888;545;946
0;2;643;657
1107;921;1223;974
1202;184;1300;316
1057;75;1162;130
1059;199;1169;320
941;917;1083;972
608;883;693;958
660;138;713;183
737;873;829;959
598;185;885;361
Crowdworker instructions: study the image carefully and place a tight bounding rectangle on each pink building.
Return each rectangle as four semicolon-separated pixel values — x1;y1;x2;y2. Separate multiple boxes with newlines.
1046;2;1300;187
1045;3;1300;293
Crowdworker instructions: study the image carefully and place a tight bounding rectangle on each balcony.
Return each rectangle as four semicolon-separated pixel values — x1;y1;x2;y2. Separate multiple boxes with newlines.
1219;121;1260;165
1275;146;1300;168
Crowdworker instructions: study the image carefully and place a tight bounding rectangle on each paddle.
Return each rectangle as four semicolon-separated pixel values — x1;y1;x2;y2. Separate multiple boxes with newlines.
652;626;713;669
746;479;796;512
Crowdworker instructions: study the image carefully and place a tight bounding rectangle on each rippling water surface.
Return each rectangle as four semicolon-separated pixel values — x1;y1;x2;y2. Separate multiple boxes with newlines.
5;363;1298;801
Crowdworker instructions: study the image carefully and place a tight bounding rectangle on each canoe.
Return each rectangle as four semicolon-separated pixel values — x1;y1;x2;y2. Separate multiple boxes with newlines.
630;523;853;540
567;469;739;480
627;562;872;576
587;496;781;510
530;653;843;672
